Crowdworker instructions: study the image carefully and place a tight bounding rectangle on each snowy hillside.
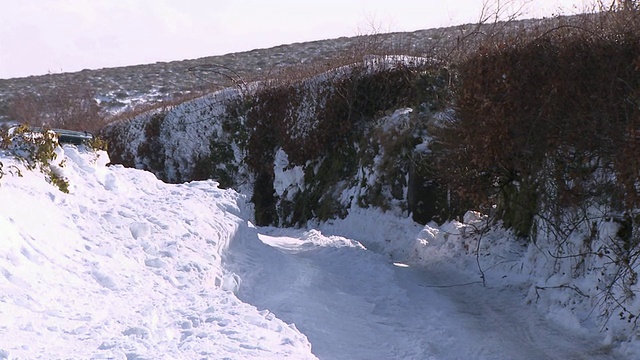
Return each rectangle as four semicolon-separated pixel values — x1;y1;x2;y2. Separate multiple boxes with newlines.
0;140;634;359
0;146;314;359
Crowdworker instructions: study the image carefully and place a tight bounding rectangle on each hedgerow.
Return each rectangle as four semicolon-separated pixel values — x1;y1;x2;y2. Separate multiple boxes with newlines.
102;57;454;227
433;8;640;236
243;60;449;226
428;4;640;329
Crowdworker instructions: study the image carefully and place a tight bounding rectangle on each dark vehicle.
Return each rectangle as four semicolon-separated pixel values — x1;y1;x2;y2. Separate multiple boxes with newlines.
53;129;94;145
30;127;94;145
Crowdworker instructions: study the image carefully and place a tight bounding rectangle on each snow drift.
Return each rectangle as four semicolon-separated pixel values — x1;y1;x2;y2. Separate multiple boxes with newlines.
0;145;314;359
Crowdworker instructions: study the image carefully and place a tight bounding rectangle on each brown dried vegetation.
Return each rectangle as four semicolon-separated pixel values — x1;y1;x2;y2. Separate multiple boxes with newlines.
432;5;640;236
8;84;106;132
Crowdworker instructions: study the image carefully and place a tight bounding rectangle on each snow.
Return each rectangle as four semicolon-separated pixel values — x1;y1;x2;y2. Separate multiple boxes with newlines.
0;143;633;359
0;146;313;359
273;148;305;199
227;221;614;359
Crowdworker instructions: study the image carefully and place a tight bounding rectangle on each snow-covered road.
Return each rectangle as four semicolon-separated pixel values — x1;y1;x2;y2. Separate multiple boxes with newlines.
0;145;629;359
226;227;617;360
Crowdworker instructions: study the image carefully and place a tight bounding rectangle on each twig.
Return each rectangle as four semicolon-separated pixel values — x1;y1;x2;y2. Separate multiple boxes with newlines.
535;284;589;298
473;214;491;287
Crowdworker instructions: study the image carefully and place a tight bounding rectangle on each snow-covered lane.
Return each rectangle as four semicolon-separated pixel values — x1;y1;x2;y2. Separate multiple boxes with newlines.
1;144;625;359
225;227;617;360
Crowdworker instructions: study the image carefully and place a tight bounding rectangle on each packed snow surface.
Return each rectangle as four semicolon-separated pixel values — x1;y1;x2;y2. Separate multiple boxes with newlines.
0;145;630;359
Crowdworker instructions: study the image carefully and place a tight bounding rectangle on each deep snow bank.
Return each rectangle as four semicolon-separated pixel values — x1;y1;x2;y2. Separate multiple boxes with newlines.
0;146;314;359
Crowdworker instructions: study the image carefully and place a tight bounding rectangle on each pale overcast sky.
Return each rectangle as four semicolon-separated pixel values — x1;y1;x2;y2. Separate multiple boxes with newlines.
0;0;587;79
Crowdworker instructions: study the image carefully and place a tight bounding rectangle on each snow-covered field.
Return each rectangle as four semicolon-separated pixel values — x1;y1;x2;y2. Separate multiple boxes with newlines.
0;145;632;359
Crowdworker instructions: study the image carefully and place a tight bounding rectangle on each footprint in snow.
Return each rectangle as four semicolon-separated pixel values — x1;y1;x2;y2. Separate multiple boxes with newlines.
129;222;151;240
0;349;9;360
91;269;118;290
103;173;118;191
144;258;166;269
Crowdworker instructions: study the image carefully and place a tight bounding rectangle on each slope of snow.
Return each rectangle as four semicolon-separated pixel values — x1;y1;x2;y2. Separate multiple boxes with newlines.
0;146;314;359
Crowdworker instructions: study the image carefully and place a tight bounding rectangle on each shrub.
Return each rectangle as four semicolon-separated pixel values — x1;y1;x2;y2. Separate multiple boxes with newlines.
86;136;108;151
0;125;70;193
